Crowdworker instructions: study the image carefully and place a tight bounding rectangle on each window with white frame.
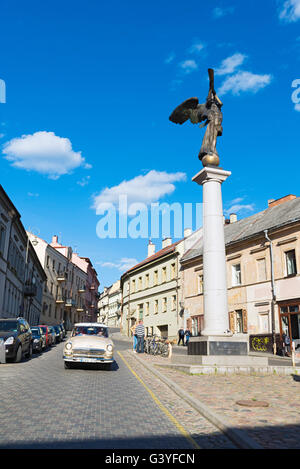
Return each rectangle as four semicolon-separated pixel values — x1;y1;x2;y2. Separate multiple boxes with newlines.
232;263;241;286
285;250;297;276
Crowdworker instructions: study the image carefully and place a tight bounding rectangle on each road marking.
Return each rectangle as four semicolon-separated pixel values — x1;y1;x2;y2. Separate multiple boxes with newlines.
117;351;200;450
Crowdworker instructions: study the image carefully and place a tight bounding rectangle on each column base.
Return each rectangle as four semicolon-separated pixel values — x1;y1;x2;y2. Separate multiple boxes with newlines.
188;335;249;356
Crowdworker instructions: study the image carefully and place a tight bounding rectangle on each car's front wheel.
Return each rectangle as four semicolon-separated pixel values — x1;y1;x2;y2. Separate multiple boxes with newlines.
14;345;22;363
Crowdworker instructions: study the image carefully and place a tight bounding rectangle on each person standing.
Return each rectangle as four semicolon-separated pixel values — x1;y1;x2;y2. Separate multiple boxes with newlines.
178;327;185;346
135;320;145;353
184;328;191;346
130;322;138;353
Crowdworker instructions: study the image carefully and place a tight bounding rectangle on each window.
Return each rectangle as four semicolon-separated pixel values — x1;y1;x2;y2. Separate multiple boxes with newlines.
257;258;267;282
162;297;167;312
52;259;55;271
198;275;203;294
154;300;158;314
172;295;176;310
132;279;136;292
145;302;149;315
46;256;50;268
0;224;6;255
145;274;149;288
138;304;143;320
285;250;297;276
138;277;142;290
232;264;241;286
171;263;176;280
162;267;167;283
154;270;158;286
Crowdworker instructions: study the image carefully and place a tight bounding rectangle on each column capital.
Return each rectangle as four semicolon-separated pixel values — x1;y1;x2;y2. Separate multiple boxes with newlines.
192;166;231;186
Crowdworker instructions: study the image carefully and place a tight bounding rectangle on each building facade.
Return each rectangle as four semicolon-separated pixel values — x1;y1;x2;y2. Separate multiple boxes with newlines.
181;195;300;350
120;231;197;340
0;185;46;324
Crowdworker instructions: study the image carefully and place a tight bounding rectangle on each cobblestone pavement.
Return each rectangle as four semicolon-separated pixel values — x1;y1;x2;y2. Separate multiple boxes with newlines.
136;352;300;449
122;351;236;449
0;338;233;449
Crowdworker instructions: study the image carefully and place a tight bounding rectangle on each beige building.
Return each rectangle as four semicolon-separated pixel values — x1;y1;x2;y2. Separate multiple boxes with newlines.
120;229;198;340
181;195;300;351
98;280;122;327
27;233;88;329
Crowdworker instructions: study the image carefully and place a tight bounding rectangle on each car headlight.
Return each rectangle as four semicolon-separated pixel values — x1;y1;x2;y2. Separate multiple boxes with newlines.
33;339;39;343
4;336;14;345
106;344;113;352
65;342;72;350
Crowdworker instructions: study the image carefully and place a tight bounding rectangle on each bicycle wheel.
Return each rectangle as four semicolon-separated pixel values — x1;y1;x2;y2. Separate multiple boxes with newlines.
161;343;169;358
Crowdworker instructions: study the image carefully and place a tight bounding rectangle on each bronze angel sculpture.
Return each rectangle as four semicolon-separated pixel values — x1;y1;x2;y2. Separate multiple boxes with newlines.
169;69;223;166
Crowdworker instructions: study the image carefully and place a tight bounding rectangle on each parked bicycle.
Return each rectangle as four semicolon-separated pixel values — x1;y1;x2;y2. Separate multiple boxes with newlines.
145;335;170;357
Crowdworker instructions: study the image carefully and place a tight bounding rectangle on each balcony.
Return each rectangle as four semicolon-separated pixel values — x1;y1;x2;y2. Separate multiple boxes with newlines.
65;298;76;308
57;271;67;282
56;295;65;304
76;307;85;312
24;283;37;297
78;286;86;294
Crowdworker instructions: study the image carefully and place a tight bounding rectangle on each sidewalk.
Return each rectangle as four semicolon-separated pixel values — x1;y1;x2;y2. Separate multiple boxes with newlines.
130;351;300;449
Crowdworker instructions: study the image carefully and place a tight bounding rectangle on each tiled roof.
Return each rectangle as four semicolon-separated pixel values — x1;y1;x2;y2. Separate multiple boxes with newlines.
122;240;182;277
181;196;300;263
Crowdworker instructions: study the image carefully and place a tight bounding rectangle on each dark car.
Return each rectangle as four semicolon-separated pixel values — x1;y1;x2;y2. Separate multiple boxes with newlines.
31;326;45;353
58;324;66;340
47;326;56;345
53;325;62;343
0;317;32;362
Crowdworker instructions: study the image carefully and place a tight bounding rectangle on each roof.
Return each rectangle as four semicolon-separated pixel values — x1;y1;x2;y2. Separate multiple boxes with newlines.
181;196;300;263
122;239;182;277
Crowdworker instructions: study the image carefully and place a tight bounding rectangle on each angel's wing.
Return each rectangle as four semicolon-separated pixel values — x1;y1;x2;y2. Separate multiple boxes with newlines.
169;97;199;124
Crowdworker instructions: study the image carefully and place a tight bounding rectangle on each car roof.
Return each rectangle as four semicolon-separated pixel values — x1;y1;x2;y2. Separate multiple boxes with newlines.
74;323;108;327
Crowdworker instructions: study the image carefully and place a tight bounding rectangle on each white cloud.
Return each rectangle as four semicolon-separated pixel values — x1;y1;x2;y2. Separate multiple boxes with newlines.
98;257;138;273
295;103;300;111
2;131;90;179
213;6;235;19
92;170;187;214
279;0;300;22
188;41;205;54
179;59;198;74
218;71;272;96
27;192;39;197
165;52;176;64
77;176;91;187
215;53;247;76
225;197;255;216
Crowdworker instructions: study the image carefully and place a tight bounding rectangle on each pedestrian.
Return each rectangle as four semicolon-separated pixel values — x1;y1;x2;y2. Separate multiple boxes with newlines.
283;333;291;356
135;320;145;353
184;328;191;346
130;322;138;353
178;327;185;346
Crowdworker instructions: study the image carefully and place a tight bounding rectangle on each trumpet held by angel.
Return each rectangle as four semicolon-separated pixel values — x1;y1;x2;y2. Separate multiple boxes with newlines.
169;68;223;167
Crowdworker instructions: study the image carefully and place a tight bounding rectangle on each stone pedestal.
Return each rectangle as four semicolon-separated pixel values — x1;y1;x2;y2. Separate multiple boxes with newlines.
192;166;231;337
188;335;249;356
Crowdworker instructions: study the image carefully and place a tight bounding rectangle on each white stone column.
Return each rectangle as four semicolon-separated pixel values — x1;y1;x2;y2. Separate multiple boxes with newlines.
192;166;231;336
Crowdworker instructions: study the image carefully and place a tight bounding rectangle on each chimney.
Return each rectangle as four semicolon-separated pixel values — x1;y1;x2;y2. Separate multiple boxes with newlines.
162;237;172;249
229;213;237;223
184;228;192;238
268;195;296;208
52;235;58;245
147;240;155;257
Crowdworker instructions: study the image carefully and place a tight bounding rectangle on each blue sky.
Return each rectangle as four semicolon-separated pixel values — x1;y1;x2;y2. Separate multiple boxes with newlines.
0;0;300;289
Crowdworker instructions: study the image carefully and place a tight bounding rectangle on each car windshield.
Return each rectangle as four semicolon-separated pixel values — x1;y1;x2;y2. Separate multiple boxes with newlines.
0;321;18;332
31;328;40;336
72;326;108;338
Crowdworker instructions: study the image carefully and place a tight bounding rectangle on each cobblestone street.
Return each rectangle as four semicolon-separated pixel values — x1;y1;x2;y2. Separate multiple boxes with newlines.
0;337;235;449
136;351;300;449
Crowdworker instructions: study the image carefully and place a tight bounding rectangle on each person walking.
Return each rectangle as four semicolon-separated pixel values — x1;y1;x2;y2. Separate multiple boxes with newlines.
184;328;191;346
178;327;185;346
130;322;138;353
135;320;145;353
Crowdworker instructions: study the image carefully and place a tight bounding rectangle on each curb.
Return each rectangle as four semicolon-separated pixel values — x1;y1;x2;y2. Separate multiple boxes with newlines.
130;351;263;450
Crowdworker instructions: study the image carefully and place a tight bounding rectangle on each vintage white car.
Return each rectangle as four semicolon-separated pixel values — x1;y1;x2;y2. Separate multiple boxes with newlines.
63;323;114;369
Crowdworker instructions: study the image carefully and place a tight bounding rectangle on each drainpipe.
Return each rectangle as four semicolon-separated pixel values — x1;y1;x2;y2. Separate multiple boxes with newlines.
264;230;277;355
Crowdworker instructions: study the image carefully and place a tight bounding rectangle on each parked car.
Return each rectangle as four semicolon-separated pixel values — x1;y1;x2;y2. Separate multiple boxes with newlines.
0;317;32;362
53;325;62;343
58;324;66;339
63;323;114;369
31;326;44;353
39;325;52;347
47;326;56;345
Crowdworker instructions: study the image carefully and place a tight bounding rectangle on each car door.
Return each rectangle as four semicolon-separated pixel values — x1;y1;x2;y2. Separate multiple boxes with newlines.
18;321;26;350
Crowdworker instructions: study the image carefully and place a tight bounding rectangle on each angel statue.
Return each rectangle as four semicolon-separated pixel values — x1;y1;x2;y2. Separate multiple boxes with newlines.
169;68;223;167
